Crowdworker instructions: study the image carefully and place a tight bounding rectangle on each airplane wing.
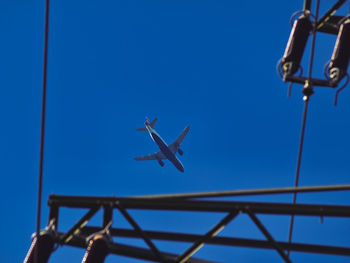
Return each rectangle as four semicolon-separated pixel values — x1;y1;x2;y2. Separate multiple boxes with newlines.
134;151;166;161
168;126;190;154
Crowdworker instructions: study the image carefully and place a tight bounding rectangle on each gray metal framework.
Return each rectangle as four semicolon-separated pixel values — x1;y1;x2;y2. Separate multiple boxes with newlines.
47;184;350;262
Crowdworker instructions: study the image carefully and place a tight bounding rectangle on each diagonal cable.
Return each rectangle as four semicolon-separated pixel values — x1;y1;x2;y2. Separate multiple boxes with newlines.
35;0;51;262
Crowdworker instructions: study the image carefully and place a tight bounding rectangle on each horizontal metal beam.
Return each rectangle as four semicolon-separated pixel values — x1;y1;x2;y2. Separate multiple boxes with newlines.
80;227;350;257
49;195;350;217
132;184;350;200
121;200;350;217
283;75;336;88
49;185;350;204
63;234;216;263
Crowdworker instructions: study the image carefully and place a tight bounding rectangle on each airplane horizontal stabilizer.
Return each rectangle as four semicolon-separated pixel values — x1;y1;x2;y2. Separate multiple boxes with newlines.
136;127;147;131
136;118;158;131
134;151;166;161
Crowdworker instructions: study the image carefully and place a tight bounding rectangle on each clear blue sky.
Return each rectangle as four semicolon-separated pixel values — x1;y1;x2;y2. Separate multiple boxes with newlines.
1;0;350;262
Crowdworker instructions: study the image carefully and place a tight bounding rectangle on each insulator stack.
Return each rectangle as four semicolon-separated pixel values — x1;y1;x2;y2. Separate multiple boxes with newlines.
81;235;109;263
281;14;313;75
23;232;55;263
328;19;350;83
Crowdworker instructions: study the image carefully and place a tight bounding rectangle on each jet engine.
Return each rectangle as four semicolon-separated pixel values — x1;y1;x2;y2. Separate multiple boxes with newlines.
178;148;183;156
158;159;165;167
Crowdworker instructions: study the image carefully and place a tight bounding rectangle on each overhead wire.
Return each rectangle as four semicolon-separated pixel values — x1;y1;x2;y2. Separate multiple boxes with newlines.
287;0;321;257
35;0;50;262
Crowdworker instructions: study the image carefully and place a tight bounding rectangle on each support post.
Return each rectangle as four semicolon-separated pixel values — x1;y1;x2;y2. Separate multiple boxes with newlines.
304;0;312;11
103;204;113;228
24;231;55;263
81;235;109;263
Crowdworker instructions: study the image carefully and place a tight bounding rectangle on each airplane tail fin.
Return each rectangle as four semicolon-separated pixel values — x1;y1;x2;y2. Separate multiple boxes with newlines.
136;118;158;131
149;118;158;128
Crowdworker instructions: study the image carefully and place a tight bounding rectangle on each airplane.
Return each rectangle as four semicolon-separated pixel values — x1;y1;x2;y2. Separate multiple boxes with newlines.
134;118;190;172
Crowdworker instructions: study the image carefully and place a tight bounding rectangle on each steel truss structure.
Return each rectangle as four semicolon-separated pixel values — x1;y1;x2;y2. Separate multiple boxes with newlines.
26;0;350;262
43;184;350;263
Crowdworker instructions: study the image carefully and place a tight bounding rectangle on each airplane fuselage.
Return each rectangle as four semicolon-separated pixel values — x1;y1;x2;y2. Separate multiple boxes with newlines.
146;126;184;172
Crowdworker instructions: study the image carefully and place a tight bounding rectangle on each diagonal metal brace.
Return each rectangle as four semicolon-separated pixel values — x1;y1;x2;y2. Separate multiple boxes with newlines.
316;0;346;32
60;206;100;244
247;211;291;263
116;203;165;262
176;211;238;263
